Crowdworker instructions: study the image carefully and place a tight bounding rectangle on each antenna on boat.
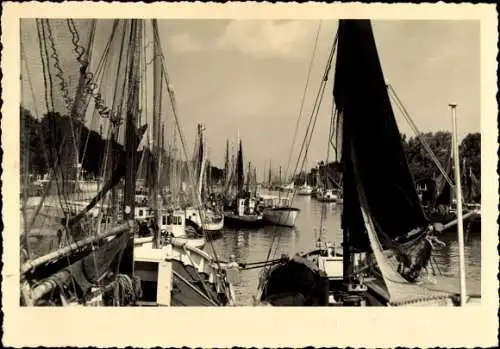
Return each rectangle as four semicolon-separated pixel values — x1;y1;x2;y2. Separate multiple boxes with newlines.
449;103;467;306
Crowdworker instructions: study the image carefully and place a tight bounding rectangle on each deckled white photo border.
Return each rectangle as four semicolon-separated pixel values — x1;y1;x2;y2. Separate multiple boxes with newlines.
2;2;498;347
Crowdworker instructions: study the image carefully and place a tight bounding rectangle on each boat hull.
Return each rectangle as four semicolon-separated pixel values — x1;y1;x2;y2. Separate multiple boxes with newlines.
185;208;225;232
263;208;300;227
297;186;313;196
134;241;237;306
134;235;206;249
257;256;330;306
223;212;265;228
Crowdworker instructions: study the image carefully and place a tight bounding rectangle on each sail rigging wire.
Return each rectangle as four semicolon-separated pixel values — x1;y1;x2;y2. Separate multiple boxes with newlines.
318;108;338;239
289;29;339;190
45;19;85;215
265;26;339;268
34;19;76;215
20;37;56;233
150;21;223;268
387;84;454;188
36;19;54;112
283;20;322;183
74;19;108;177
148;20;226;301
42;19;85;215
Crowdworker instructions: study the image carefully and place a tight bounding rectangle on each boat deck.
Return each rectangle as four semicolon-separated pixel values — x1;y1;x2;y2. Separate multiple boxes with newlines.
365;275;481;306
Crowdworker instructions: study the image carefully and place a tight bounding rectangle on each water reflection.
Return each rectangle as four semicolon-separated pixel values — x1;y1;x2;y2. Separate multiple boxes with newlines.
206;194;481;305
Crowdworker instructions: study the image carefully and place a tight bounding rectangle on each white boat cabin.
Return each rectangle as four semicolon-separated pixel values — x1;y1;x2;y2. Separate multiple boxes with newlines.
135;206;153;221
235;197;257;216
159;209;186;238
313;241;343;281
259;195;291;208
134;206;187;238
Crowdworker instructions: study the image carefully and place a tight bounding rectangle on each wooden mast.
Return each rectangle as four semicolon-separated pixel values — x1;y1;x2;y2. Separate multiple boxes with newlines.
121;19;142;275
152;19;162;248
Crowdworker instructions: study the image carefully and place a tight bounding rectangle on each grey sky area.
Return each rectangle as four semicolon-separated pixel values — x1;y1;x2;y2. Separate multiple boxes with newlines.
21;19;480;179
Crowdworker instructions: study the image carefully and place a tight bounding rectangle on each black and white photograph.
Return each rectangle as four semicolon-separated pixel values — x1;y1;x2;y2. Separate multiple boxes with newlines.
2;2;498;348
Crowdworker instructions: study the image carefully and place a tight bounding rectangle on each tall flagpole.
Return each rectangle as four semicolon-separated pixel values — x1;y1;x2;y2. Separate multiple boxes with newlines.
450;103;467;306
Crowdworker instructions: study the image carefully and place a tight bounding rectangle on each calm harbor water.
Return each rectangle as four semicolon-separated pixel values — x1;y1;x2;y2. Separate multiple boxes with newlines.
206;193;482;306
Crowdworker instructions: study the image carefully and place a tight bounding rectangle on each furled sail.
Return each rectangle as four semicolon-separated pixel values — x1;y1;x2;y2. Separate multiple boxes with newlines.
236;140;244;195
334;20;429;251
334;20;451;305
434;148;453;207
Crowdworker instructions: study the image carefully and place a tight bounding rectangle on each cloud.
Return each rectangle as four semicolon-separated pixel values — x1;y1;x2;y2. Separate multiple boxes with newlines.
215;20;316;59
168;32;203;53
167;20;321;59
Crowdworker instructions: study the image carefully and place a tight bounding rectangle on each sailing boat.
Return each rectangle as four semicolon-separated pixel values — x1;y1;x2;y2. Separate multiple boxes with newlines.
256;20;479;307
129;20;237;306
425;138;481;234
223;140;265;228
20;18;148;306
184;124;224;234
21;19;237;307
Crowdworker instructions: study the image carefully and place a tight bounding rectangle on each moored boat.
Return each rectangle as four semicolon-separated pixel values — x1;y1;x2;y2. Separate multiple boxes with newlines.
297;184;313;196
224;196;265;228
320;188;338;202
260;194;300;227
185;206;224;233
257;19;480;307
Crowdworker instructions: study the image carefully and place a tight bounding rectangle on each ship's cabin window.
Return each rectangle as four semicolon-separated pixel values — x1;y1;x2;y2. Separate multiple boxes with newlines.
167;215;172;225
138;209;144;217
162;215;167;225
175;216;182;225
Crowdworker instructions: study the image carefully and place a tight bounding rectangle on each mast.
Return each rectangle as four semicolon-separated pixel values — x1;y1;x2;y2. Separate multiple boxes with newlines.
450;103;467;306
246;161;251;192
224;139;229;188
236;140;244;196
196;124;207;204
151;19;163;248
268;160;272;185
122;19;143;274
253;165;257;196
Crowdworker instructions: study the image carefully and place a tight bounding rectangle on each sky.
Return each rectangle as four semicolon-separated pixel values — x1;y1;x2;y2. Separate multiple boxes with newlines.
21;19;480;181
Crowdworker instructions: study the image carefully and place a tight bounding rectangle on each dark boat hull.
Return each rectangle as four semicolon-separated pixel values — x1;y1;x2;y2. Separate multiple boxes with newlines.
223;212;266;229
259;256;330;306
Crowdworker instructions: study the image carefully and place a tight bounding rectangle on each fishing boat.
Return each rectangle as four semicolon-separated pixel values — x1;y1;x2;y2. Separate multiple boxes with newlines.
260;194;301;227
19;18;153;306
320;188;338;203
185;206;224;232
424;152;481;234
135;206;205;249
20;18;236;307
297;184;313;196
256;20;479;307
223;140;265;228
184;124;224;234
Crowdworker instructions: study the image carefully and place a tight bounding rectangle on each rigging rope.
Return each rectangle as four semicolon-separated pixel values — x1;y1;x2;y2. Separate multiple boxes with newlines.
151;21;222;266
284;20;322;182
149;20;230;301
264;27;339;270
387;84;454;188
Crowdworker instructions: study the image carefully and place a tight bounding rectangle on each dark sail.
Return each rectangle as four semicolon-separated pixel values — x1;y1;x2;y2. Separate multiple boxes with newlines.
434;147;453;207
237;140;244;194
334;20;429;251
